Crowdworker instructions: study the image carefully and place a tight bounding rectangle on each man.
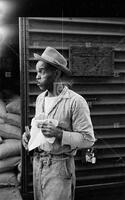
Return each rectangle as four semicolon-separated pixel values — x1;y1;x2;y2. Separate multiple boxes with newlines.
22;46;95;200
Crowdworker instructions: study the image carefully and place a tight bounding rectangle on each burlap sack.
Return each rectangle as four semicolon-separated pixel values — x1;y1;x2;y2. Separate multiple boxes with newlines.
0;139;21;159
5;113;21;128
6;97;21;114
0;99;6;121
17;160;21;172
17;172;21;184
0;172;18;186
0;118;4;124
0;123;21;139
0;156;21;173
0;187;23;200
0;136;3;144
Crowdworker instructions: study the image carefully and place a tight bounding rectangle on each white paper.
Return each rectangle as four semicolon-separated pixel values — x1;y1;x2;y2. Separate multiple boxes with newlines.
28;117;58;151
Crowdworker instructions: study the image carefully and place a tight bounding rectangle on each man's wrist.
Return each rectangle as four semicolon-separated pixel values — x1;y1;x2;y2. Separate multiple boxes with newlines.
56;129;63;141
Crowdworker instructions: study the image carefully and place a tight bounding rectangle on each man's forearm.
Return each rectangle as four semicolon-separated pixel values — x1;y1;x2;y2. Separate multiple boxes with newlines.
61;130;95;149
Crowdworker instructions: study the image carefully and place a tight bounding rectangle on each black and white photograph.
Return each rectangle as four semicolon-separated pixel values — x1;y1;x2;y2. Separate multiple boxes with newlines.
0;1;125;200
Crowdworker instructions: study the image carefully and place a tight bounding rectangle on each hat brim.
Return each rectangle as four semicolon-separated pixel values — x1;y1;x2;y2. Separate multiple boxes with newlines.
34;53;72;76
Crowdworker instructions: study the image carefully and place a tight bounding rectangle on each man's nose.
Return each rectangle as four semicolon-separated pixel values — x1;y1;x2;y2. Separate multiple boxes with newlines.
36;73;40;80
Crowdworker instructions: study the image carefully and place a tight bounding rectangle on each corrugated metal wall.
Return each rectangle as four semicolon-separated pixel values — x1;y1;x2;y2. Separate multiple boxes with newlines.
19;17;125;200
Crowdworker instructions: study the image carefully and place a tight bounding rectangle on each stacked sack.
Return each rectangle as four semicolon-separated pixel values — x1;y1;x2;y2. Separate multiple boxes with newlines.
0;97;21;187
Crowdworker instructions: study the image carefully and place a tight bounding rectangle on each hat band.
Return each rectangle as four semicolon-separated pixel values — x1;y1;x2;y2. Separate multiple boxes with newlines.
42;54;66;68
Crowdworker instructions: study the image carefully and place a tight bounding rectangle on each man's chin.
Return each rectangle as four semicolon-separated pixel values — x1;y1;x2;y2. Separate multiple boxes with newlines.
38;85;46;92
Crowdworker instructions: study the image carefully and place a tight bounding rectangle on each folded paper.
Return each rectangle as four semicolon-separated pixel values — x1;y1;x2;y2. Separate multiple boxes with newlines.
28;116;58;151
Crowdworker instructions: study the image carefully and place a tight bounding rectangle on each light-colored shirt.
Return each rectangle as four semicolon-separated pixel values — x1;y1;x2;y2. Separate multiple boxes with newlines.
44;96;58;115
34;86;96;155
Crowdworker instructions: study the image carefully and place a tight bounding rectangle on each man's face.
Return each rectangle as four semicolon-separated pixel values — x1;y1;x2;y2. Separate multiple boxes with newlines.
36;60;56;92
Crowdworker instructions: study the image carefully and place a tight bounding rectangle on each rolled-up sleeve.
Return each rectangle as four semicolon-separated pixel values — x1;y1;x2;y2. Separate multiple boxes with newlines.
61;96;96;149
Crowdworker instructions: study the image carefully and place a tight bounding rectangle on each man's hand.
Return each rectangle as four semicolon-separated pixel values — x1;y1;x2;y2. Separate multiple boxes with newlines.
41;122;63;140
22;126;31;150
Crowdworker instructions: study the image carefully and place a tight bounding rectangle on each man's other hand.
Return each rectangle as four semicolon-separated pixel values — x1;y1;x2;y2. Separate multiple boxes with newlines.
22;126;31;150
41;122;63;140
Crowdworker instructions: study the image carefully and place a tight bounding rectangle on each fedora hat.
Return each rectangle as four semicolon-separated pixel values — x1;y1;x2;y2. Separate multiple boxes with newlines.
34;46;71;76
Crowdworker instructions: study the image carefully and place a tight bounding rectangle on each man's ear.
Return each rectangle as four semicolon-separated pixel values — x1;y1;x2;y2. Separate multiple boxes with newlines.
55;70;62;81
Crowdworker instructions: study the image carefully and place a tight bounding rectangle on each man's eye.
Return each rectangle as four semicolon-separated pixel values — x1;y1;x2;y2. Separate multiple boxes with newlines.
39;69;45;73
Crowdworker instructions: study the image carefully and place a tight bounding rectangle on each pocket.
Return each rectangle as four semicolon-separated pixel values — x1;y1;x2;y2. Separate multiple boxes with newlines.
59;159;72;179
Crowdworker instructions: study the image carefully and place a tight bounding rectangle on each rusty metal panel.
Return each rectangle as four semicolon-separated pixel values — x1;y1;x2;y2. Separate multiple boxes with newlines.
70;46;114;76
28;17;125;36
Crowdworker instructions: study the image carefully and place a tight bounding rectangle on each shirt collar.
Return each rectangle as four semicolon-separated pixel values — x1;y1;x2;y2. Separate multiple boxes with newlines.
41;86;70;99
